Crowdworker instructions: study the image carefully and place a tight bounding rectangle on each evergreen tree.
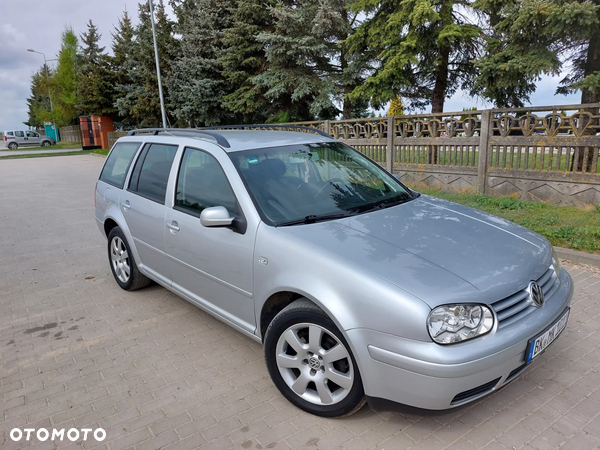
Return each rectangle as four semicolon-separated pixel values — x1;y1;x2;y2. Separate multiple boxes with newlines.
167;0;234;127
77;20;117;117
387;96;404;116
473;0;599;107
220;0;277;123
111;10;136;126
254;0;366;121
52;27;79;126
115;0;178;127
347;0;481;113
25;66;53;128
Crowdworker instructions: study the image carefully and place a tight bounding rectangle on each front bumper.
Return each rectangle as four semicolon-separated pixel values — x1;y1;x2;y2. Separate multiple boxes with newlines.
347;270;574;410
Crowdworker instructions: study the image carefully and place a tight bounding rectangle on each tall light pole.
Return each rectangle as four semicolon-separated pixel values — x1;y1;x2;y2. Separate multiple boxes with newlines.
149;0;168;129
27;48;59;141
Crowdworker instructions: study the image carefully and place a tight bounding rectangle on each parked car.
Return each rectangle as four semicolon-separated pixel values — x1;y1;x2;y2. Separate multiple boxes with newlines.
95;127;573;417
3;130;55;149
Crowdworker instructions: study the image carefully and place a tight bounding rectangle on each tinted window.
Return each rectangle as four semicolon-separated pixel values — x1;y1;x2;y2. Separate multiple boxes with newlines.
175;148;236;216
130;143;178;204
99;142;141;188
15;131;24;137
6;132;14;136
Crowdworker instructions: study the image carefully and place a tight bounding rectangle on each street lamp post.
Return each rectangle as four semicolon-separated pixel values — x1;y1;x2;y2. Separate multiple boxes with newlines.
27;48;59;141
149;0;168;129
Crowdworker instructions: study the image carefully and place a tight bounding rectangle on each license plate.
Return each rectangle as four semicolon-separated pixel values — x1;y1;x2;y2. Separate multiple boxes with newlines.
526;308;570;363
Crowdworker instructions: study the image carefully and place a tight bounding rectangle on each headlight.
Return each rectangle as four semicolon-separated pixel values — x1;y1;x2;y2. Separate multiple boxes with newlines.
427;304;494;344
551;247;561;278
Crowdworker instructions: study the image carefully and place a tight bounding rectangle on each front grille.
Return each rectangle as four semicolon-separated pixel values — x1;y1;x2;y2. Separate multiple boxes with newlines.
451;378;501;405
491;266;559;329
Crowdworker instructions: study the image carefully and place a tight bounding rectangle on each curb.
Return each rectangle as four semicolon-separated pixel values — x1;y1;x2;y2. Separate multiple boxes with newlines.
555;246;600;268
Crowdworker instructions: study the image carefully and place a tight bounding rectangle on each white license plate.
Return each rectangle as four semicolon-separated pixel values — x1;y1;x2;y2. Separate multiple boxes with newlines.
526;308;570;363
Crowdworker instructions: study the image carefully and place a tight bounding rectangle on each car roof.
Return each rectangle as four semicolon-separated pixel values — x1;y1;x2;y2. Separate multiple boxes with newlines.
121;129;334;153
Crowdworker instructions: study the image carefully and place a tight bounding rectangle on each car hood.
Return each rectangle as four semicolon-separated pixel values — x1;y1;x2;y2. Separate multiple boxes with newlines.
278;195;552;308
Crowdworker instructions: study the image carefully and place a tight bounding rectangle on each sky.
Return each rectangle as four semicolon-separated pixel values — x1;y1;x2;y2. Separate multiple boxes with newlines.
0;0;582;132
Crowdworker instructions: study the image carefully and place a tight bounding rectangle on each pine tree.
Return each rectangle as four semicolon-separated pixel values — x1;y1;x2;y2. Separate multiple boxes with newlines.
115;0;178;127
167;0;234;127
346;0;481;113
253;0;367;121
220;0;277;123
77;20;117;117
25;66;53;128
387;96;404;116
52;27;79;126
111;10;136;126
473;0;599;107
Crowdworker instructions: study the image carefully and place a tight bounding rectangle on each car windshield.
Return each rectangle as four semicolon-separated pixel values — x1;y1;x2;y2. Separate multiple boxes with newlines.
230;141;416;226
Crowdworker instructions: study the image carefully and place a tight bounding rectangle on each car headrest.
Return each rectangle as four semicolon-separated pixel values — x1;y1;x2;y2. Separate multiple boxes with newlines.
258;158;286;179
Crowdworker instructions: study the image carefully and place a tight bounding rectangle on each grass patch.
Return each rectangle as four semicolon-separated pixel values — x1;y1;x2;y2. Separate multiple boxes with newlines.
2;142;83;151
0;150;98;159
417;187;600;254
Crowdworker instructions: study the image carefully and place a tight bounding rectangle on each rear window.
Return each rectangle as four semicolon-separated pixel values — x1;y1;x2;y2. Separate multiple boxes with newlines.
99;142;142;188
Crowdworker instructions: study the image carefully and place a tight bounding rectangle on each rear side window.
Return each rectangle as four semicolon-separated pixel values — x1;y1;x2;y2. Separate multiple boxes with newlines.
129;143;178;204
6;132;14;136
99;142;141;188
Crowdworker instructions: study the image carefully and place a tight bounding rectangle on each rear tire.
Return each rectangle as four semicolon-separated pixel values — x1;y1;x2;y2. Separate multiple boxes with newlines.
8;142;17;149
264;299;366;417
107;227;151;291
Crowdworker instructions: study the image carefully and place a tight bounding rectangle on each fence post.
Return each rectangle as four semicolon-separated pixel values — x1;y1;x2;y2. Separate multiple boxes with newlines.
477;110;492;195
386;116;395;173
324;120;330;136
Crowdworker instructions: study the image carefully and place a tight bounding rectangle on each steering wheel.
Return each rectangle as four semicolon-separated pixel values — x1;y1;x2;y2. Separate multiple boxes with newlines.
314;178;347;199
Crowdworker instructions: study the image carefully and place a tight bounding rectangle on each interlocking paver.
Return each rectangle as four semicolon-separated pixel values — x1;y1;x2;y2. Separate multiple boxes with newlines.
1;155;599;449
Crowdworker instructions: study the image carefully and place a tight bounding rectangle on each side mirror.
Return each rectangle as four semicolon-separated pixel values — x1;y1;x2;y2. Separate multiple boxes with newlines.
200;206;234;227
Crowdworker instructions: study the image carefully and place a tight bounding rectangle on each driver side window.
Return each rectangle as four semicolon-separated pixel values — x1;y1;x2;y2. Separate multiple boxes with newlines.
175;148;236;216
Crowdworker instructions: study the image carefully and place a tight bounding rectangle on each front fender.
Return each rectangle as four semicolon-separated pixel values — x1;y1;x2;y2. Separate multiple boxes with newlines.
253;224;432;342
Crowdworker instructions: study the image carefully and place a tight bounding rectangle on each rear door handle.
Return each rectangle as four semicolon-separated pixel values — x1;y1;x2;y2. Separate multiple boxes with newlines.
121;200;131;210
166;221;180;232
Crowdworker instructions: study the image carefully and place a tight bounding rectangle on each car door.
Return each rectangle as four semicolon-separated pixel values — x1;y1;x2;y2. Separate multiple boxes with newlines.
164;146;256;334
14;131;27;146
26;131;41;146
120;142;179;285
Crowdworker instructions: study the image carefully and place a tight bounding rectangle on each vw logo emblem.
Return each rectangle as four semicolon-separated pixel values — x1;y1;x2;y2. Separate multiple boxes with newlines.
308;357;321;370
528;282;545;307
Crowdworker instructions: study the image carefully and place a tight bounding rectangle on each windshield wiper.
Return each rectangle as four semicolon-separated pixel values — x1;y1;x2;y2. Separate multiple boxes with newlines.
276;212;354;227
360;196;413;214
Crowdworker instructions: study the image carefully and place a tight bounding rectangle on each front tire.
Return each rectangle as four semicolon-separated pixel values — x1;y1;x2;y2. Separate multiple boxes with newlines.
41;140;52;147
264;299;366;417
107;227;151;291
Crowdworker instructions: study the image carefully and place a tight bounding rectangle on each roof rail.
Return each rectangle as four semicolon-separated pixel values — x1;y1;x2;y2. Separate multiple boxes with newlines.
127;128;230;148
206;124;332;138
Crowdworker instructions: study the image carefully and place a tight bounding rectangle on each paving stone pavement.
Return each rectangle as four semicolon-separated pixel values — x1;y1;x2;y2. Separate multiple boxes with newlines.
1;155;599;450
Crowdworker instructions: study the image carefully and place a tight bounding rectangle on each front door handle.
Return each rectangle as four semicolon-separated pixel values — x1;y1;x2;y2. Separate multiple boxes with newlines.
166;221;180;232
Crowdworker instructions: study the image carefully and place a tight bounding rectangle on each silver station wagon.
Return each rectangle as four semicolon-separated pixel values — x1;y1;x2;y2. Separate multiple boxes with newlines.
95;127;573;417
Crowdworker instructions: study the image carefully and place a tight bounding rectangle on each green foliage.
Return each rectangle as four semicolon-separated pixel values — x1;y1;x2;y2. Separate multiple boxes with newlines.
25;66;54;128
77;20;117;117
254;0;367;121
347;0;481;113
115;0;178;127
474;0;600;106
52;27;79;127
220;0;276;123
387;96;404;116
167;0;234;127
